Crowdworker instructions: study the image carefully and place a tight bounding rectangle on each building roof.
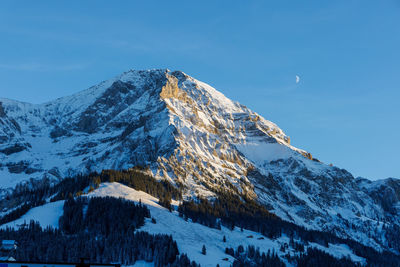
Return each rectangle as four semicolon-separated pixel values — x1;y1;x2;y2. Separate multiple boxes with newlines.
2;240;16;245
0;256;16;261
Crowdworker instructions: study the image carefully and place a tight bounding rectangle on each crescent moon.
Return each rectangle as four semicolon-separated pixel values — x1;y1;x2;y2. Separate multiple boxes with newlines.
296;75;300;84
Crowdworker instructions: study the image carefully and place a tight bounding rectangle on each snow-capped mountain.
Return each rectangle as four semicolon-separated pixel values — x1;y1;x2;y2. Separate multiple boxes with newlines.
0;69;399;252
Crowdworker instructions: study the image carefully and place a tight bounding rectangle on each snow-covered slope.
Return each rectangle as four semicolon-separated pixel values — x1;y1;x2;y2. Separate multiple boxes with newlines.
2;182;367;267
0;200;64;229
0;69;399;253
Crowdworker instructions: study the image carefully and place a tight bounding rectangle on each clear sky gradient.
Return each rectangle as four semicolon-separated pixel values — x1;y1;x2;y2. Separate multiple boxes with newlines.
0;1;399;180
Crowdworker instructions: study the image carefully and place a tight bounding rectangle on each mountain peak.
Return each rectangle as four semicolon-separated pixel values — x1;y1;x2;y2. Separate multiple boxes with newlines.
0;69;399;252
0;68;302;191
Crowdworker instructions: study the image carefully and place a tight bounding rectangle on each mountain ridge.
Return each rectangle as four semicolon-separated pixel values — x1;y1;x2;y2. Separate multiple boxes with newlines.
0;69;399;253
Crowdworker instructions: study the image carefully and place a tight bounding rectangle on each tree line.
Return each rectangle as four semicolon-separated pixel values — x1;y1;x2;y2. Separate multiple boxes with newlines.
1;168;400;266
0;167;182;225
178;191;400;266
59;196;150;235
225;245;285;267
0;195;198;267
226;245;360;267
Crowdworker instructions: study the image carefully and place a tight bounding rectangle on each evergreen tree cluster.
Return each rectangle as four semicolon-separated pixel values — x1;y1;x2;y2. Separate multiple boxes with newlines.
11;177;53;201
0;202;43;225
0;168;182;225
101;169;182;201
0;196;199;267
0;221;197;266
294;247;358;267
225;245;285;267
178;191;400;266
59;196;150;235
226;245;363;267
49;168;182;203
178;192;287;238
0;177;51;224
385;223;400;251
158;194;173;211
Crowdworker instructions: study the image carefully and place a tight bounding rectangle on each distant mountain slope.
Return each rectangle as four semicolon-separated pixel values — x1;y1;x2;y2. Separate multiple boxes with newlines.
0;69;399;253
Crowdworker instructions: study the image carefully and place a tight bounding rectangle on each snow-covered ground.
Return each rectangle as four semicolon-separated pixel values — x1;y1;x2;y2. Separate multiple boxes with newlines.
0;200;64;229
0;182;364;266
89;183;287;266
129;261;153;267
311;242;366;264
90;183;366;266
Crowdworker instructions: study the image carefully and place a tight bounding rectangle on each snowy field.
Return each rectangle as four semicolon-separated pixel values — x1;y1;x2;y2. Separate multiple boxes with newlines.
1;200;64;229
0;182;366;266
88;183;367;266
129;261;153;267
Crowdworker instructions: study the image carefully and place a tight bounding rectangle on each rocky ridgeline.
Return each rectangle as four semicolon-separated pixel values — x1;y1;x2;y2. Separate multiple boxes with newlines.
0;69;399;252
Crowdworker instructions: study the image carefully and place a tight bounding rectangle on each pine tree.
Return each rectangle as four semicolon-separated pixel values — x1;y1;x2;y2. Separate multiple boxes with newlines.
202;244;206;255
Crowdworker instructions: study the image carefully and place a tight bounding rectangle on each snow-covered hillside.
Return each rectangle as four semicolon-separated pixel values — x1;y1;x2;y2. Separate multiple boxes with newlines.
0;200;64;229
0;69;399;253
1;182;367;267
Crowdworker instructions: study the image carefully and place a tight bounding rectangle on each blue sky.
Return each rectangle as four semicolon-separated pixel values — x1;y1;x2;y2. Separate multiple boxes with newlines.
0;1;399;180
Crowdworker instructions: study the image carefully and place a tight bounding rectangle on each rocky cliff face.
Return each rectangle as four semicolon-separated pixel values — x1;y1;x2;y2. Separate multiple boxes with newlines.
0;69;398;252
